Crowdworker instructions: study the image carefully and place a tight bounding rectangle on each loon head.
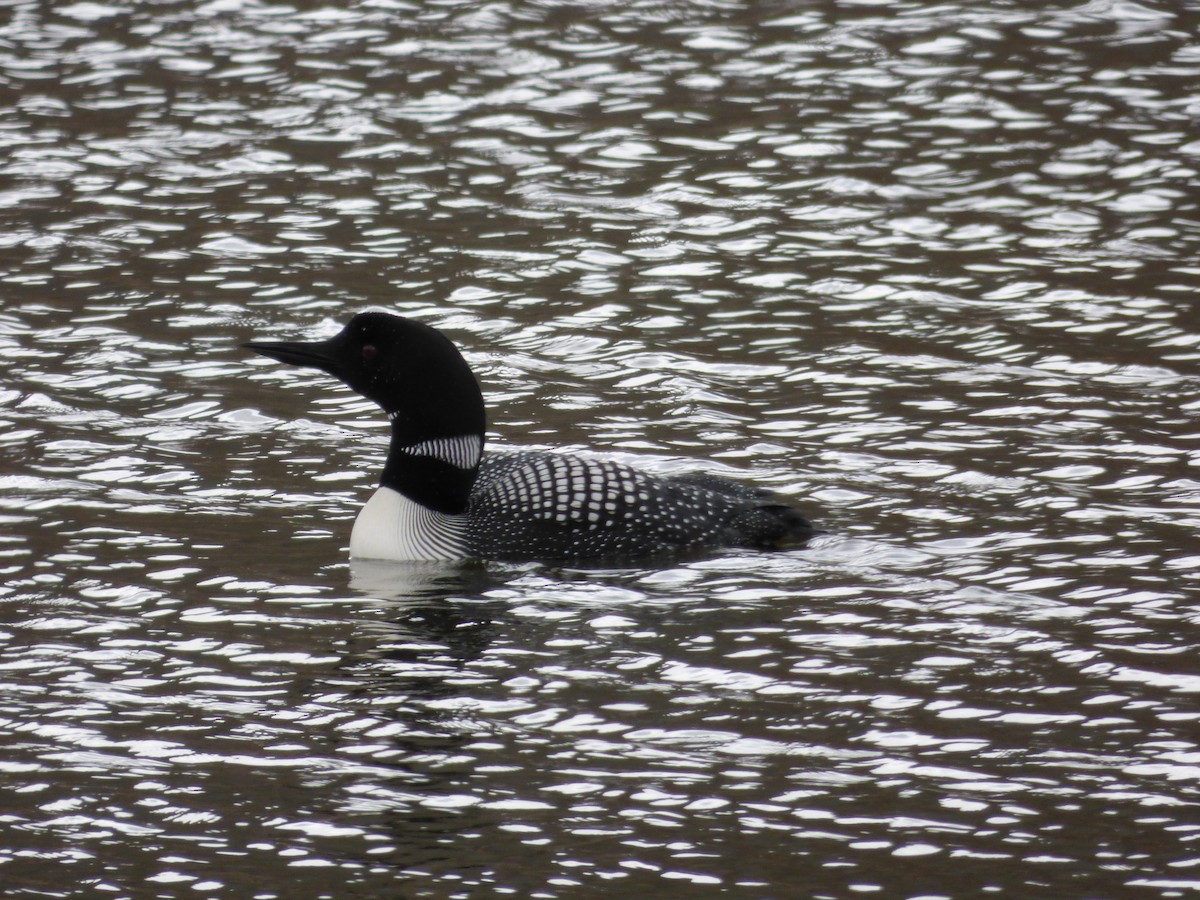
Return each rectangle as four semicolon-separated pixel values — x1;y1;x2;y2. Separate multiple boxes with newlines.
244;312;486;514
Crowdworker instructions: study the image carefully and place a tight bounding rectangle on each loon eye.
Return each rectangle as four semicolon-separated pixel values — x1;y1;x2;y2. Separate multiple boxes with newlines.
362;344;378;361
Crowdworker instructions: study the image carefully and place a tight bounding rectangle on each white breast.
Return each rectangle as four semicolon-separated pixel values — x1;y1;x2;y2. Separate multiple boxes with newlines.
349;486;471;562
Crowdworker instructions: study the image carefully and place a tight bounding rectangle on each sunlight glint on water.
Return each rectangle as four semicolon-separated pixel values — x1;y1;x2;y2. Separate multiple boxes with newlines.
1;1;1199;897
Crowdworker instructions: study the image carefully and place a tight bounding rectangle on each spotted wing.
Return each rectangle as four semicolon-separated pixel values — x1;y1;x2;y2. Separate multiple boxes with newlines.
467;451;810;561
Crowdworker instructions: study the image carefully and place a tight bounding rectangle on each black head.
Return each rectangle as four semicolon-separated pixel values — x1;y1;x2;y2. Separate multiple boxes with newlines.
244;312;486;445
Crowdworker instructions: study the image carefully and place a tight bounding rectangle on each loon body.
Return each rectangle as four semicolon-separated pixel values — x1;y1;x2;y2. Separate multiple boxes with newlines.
244;313;815;563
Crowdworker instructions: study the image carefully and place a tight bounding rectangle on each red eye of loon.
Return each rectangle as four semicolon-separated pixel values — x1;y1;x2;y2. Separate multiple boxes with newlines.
362;344;378;361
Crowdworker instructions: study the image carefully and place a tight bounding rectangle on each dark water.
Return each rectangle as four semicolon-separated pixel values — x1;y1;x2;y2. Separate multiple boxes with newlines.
2;1;1200;897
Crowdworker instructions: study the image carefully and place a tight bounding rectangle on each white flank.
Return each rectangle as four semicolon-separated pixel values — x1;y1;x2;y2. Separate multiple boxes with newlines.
404;434;483;470
350;486;471;561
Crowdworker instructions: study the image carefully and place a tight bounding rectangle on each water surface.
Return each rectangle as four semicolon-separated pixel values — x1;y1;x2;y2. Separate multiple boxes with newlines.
2;1;1199;897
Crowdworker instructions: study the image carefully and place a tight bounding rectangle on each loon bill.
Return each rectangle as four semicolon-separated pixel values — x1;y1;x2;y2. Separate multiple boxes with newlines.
243;312;817;563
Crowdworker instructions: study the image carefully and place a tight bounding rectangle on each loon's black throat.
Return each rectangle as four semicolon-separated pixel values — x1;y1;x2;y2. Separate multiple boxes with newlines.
383;432;484;515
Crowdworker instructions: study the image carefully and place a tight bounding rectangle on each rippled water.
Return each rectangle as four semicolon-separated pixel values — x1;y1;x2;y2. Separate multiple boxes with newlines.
3;1;1200;896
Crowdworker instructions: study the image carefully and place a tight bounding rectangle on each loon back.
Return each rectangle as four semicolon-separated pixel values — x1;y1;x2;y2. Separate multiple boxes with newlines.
469;451;812;561
244;312;816;563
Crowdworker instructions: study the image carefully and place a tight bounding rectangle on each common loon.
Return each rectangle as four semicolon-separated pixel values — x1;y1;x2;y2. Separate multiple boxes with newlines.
244;312;816;563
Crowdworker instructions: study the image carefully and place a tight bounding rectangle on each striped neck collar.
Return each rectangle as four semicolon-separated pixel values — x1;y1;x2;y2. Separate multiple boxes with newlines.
398;433;483;471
